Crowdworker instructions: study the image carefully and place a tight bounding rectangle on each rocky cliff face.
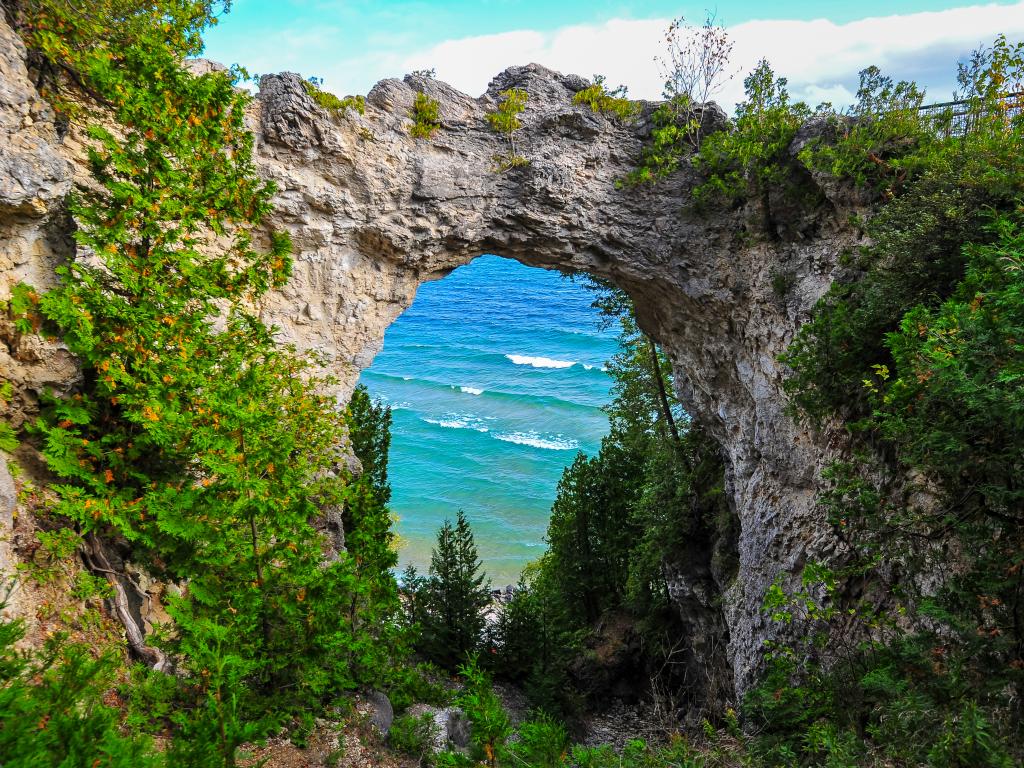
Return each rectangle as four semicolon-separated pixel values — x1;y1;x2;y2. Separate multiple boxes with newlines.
250;68;863;700
0;16;865;703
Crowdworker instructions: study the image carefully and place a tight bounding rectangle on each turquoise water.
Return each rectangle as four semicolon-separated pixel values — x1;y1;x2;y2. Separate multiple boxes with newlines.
357;255;617;585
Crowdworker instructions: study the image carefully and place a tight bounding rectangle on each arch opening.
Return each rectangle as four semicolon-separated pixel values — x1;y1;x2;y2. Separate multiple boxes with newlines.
359;253;618;586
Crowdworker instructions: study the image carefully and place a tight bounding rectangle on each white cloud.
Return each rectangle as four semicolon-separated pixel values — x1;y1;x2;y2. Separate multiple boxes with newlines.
370;2;1024;111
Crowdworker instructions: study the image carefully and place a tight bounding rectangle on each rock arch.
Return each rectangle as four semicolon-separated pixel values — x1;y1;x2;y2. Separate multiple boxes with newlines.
253;65;861;700
0;8;860;700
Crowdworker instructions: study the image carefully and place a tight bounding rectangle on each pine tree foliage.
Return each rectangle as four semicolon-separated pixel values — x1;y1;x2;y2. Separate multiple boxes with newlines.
6;2;405;763
416;510;492;668
487;282;730;716
0;601;158;767
348;383;393;504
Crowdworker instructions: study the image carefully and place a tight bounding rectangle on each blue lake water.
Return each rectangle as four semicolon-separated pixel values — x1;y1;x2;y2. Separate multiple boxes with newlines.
357;255;618;585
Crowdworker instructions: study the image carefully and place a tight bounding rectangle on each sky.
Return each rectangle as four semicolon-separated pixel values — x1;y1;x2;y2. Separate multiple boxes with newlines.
202;1;1024;110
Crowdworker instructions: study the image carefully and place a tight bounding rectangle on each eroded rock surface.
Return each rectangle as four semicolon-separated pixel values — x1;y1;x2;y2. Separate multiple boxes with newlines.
0;16;77;427
0;13;864;703
252;67;862;701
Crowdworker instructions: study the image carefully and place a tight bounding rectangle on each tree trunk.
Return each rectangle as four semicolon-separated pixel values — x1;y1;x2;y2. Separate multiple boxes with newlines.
647;334;681;446
82;533;171;672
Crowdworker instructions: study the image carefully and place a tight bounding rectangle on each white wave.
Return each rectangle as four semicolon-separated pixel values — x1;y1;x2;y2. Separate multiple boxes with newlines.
460;386;484;395
402;375;413;381
582;363;609;372
423;415;489;433
505;354;576;369
493;431;580;451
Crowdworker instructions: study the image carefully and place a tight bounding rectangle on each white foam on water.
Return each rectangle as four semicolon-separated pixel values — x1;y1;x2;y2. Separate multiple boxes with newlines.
460;386;484;395
492;431;580;451
505;354;576;369
423;415;489;433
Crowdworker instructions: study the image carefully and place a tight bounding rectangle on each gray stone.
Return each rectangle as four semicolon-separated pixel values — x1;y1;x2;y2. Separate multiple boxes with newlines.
404;705;472;751
0;457;15;581
445;708;472;748
247;64;864;703
365;689;394;734
405;705;447;752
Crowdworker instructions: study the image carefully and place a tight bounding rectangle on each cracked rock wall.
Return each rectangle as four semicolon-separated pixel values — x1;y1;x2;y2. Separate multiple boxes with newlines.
251;67;862;700
1;15;864;702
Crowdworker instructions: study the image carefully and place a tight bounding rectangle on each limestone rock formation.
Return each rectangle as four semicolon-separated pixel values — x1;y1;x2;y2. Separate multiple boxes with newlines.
251;66;862;701
0;16;77;429
0;12;866;703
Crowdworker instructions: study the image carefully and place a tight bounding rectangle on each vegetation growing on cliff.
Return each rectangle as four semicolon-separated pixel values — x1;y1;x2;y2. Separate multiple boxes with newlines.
748;35;1024;767
486;87;530;171
572;76;638;120
5;1;405;764
0;600;158;766
303;76;365;115
410;90;442;139
623;13;734;186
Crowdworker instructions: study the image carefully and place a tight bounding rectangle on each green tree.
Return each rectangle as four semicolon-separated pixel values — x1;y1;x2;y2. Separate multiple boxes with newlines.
348;383;392;504
419;510;492;668
0;602;158;767
693;59;812;235
7;2;405;762
486;87;529;170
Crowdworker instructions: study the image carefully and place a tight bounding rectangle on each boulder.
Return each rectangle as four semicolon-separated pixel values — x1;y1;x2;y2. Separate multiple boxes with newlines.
365;689;394;734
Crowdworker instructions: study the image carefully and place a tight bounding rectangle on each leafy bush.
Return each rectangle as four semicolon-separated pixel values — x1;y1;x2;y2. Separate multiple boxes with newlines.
0;603;157;767
486;88;529;170
455;659;511;767
799;65;928;190
927;702;1015;768
431;751;476;768
572;76;639;120
410;91;441;139
567;737;706;768
621;100;695;186
0;422;17;453
693;60;812;228
303;77;365;115
387;662;453;712
501;714;568;767
389;712;440;761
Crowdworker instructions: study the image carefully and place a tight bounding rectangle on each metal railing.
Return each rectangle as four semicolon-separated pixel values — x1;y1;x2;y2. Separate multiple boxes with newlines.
916;92;1024;137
